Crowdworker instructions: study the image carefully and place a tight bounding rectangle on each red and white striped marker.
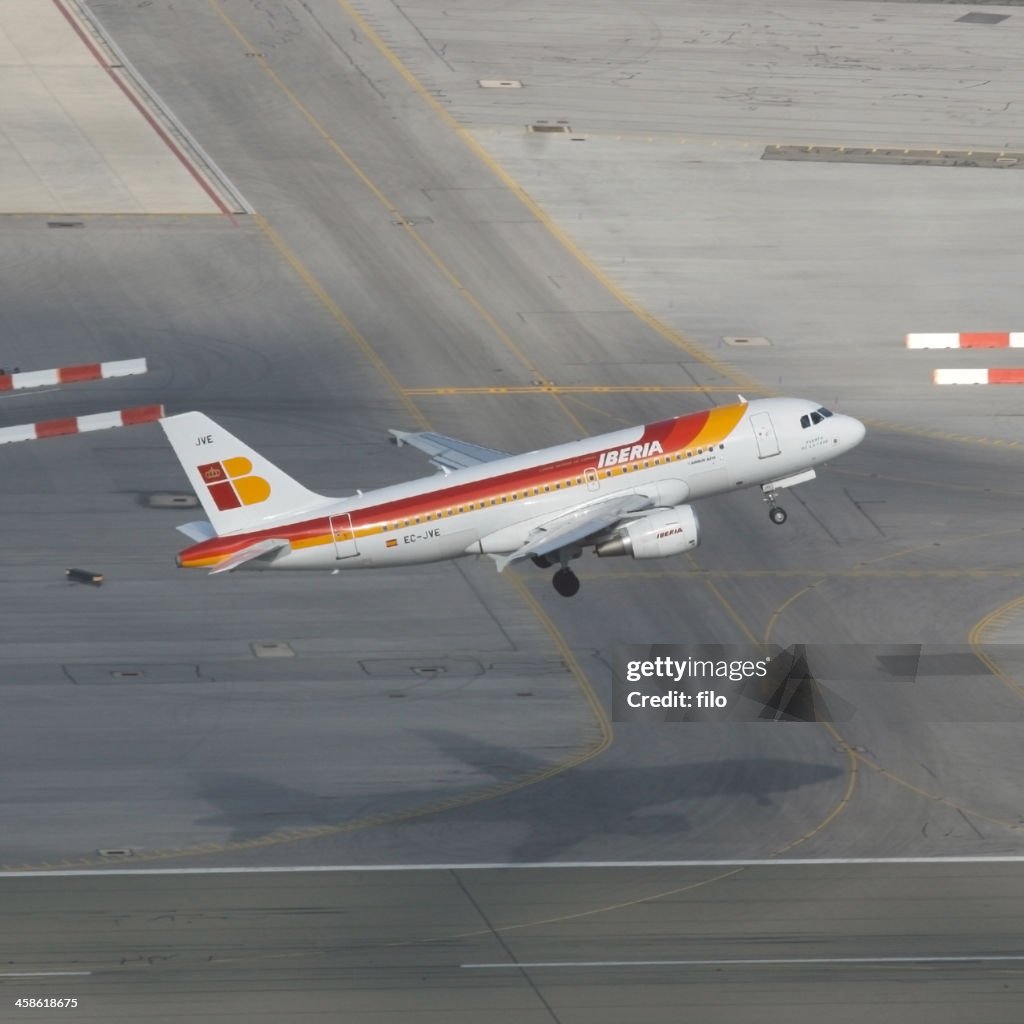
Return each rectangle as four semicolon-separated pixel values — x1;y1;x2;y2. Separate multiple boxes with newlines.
907;333;1024;349
933;369;1024;385
0;405;164;444
0;357;147;392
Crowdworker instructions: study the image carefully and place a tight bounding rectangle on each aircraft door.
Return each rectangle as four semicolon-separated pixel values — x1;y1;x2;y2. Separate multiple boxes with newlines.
330;513;359;559
750;412;781;458
585;467;600;492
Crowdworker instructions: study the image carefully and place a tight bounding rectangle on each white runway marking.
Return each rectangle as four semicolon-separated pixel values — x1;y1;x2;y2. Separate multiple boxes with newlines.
462;955;1024;970
5;855;1024;877
0;971;92;977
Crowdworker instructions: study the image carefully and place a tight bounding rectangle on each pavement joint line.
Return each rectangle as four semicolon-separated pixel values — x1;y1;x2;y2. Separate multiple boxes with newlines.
478;127;991;155
7;856;1024;877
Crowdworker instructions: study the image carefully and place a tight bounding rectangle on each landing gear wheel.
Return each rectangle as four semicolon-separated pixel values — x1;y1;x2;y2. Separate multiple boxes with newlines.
769;506;787;525
531;554;554;569
552;567;580;597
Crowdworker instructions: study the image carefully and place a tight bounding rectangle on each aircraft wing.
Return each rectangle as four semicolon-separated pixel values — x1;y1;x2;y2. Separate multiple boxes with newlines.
208;538;290;575
490;493;654;572
389;429;510;472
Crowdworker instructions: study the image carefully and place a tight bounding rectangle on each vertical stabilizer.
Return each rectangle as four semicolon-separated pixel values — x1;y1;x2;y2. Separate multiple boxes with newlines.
160;412;329;535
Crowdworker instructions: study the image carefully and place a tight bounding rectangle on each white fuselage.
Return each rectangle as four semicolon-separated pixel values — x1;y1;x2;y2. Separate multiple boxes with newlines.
179;397;864;572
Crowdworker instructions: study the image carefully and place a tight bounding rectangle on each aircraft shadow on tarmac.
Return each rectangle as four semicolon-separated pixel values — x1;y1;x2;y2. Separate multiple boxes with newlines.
193;733;842;858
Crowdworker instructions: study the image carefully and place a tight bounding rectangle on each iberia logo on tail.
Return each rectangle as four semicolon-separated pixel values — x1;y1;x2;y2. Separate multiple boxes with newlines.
197;457;270;510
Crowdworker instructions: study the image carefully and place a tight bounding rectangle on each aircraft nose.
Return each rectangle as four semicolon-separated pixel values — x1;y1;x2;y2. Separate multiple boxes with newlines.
844;415;866;449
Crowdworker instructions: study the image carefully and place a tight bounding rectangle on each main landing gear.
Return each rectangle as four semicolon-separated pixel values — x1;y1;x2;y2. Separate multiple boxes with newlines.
762;485;788;525
552;567;580;597
532;548;581;597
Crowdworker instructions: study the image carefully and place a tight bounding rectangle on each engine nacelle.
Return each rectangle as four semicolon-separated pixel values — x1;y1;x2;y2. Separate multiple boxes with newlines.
594;505;700;559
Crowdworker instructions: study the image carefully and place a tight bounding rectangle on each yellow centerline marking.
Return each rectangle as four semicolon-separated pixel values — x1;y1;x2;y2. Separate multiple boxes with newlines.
703;578;760;645
969;596;1024;701
772;722;860;857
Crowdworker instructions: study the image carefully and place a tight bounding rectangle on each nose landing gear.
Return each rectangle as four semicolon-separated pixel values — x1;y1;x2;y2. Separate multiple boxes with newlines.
762;484;788;525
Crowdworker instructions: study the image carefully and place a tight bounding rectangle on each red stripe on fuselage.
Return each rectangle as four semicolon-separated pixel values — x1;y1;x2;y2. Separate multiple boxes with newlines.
178;408;724;563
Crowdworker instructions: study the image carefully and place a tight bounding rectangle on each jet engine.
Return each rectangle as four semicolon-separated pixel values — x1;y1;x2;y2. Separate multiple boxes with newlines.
594;505;700;559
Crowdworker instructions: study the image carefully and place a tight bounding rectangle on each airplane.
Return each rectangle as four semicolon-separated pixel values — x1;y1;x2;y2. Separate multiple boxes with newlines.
159;397;866;597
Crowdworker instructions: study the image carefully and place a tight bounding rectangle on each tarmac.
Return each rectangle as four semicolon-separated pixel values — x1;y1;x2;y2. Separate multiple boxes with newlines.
1;0;1023;1019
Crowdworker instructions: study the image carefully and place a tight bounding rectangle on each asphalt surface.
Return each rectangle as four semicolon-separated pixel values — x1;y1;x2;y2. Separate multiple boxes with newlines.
3;862;1024;1024
2;0;1024;1020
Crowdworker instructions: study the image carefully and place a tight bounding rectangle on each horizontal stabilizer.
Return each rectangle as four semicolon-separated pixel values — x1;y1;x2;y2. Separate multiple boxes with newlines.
209;538;290;575
176;520;217;543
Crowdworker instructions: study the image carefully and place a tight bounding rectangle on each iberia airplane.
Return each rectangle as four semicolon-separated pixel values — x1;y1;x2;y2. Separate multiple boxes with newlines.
160;397;865;597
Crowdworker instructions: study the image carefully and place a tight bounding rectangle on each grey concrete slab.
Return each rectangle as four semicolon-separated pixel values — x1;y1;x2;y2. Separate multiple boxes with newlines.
370;0;1024;148
0;0;225;213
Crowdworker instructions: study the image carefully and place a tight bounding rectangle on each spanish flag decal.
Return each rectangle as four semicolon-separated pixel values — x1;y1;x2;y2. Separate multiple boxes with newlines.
386;538;398;548
197;457;271;511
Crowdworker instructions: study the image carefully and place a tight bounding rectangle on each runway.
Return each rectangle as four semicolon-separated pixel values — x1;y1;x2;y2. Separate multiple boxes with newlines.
2;0;1024;1018
3;861;1024;1024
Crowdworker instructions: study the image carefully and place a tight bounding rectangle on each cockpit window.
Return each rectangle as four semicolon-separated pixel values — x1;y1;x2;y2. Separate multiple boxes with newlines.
811;411;823;425
800;414;810;429
817;407;833;418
